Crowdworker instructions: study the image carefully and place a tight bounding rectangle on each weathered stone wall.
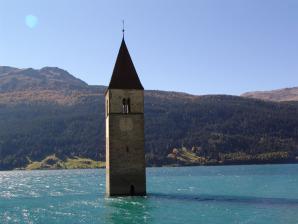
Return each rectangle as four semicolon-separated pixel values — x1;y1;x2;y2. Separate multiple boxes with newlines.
105;89;146;196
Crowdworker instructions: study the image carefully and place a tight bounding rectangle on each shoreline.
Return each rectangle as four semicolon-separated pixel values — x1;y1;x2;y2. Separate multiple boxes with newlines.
2;160;297;172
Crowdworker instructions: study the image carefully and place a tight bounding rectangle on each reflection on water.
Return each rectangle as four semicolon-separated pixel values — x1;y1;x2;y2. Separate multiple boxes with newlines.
149;193;298;206
104;196;153;224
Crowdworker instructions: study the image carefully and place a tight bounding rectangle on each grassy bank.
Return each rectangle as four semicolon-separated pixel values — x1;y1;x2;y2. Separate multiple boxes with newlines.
26;155;105;170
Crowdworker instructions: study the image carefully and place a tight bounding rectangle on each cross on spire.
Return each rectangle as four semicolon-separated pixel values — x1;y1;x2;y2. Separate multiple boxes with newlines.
122;20;125;38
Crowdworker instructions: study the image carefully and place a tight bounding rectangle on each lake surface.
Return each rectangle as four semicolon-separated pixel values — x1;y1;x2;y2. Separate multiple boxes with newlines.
1;164;298;224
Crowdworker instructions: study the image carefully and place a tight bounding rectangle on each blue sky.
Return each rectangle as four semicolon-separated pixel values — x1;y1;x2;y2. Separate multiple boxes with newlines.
0;0;297;95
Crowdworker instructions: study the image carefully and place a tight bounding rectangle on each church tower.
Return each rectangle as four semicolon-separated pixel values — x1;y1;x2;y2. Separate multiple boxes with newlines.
105;37;146;196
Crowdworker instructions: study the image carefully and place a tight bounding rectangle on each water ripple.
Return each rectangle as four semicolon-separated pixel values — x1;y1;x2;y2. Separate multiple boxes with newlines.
1;165;298;224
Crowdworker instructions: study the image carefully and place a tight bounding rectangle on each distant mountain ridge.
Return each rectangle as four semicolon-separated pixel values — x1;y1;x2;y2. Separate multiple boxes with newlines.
242;87;298;102
0;66;298;170
0;66;89;92
0;66;107;105
3;66;298;102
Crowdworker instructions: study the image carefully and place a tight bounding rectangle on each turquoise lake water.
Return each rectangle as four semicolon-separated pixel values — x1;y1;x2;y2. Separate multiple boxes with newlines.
1;164;298;224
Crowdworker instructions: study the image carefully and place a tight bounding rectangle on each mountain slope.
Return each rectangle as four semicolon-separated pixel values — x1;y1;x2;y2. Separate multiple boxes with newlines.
242;87;298;102
0;66;298;170
0;67;88;92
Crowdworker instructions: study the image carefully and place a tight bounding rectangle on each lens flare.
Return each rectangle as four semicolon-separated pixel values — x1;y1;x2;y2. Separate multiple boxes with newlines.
25;15;38;28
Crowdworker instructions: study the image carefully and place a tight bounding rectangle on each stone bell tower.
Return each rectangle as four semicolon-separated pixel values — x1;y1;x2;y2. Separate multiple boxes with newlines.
105;37;146;196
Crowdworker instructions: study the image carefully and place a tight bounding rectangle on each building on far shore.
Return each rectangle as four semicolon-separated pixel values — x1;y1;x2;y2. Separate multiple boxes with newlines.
105;36;146;196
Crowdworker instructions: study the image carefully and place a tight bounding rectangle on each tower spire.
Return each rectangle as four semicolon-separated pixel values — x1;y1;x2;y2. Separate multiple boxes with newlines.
108;31;143;90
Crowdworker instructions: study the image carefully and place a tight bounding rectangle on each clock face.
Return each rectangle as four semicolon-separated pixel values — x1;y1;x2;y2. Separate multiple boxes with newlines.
119;118;133;131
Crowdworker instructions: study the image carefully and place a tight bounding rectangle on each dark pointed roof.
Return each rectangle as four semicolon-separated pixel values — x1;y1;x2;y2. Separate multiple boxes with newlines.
108;38;144;90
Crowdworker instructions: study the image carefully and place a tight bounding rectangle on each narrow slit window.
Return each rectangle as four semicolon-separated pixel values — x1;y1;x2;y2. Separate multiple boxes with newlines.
122;99;126;114
127;98;131;113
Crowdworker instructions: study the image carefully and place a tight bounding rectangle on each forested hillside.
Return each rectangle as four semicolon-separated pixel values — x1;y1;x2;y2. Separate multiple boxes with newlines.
0;66;298;170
